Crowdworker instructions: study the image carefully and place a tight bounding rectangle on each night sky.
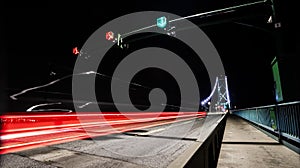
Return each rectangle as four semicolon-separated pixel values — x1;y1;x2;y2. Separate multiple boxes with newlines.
1;0;295;110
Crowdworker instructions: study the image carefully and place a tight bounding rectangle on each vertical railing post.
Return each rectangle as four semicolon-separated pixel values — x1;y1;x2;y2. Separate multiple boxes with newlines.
274;102;282;143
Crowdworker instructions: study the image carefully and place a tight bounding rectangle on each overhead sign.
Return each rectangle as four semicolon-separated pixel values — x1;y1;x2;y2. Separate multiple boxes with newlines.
106;31;114;41
156;16;167;28
73;47;79;55
271;56;283;102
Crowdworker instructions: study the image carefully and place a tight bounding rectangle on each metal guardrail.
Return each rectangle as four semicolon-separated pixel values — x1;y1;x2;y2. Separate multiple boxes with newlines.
231;101;300;152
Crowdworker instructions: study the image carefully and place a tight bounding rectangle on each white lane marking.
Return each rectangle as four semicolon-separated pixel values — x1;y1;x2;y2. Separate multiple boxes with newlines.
138;120;194;135
30;149;75;162
207;112;226;115
171;120;194;127
139;128;166;136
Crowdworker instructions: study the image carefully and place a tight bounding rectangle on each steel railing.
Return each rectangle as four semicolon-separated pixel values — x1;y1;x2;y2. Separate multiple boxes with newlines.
232;101;300;152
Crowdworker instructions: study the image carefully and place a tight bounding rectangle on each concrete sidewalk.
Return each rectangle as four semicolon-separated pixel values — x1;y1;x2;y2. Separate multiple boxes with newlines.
217;115;299;168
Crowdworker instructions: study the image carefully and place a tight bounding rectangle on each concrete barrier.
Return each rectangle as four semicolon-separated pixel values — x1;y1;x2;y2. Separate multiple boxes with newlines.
168;112;228;168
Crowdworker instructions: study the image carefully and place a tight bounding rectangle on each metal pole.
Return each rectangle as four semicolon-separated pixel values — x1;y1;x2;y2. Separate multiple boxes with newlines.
270;0;283;143
274;82;282;143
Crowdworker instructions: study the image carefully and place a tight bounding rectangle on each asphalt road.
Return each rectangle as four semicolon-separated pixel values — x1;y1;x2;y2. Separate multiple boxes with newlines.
0;115;223;168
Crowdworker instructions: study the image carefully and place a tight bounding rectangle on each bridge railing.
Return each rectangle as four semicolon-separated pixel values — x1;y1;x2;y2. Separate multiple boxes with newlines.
231;101;300;152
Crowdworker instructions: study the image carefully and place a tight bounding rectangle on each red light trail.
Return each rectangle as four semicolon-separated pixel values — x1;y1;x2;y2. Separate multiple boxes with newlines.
0;112;206;154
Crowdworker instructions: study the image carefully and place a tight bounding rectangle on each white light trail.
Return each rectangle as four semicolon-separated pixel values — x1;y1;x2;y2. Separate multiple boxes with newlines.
122;0;267;37
26;102;62;112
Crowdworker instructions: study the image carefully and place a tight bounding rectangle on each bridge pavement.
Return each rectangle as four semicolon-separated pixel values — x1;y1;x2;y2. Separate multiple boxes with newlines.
217;115;299;168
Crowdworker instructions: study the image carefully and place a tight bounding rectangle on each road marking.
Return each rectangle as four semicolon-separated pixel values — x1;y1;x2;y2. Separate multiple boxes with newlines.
173;120;193;127
207;112;227;115
139;128;166;135
30;149;75;162
138;120;194;136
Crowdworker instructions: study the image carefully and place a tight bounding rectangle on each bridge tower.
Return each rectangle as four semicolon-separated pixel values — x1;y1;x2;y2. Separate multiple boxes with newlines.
201;75;231;112
216;75;231;112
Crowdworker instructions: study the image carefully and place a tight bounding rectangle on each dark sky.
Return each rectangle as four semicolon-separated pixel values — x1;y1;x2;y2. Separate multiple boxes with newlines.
1;0;295;109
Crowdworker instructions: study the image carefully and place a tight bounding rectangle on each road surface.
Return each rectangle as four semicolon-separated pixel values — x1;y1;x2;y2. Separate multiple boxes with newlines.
0;115;223;168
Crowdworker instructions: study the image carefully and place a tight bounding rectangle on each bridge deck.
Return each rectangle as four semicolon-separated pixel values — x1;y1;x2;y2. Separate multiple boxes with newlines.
217;115;299;168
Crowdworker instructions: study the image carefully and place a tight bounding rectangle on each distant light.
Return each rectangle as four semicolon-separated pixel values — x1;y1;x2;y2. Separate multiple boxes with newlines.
115;33;128;49
157;16;167;28
50;71;56;76
73;47;79;55
274;22;281;28
267;16;272;24
117;33;122;47
106;31;114;41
